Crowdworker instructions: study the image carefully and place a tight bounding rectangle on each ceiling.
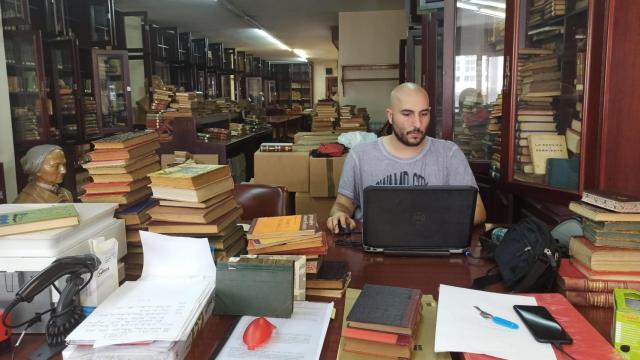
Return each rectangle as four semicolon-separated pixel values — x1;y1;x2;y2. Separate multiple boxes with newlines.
114;0;405;62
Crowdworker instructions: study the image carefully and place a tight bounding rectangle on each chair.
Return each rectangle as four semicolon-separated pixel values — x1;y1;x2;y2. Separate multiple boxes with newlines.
232;183;291;221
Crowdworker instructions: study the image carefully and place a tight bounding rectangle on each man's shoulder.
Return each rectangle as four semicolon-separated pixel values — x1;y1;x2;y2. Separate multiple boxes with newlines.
427;137;460;155
350;138;381;156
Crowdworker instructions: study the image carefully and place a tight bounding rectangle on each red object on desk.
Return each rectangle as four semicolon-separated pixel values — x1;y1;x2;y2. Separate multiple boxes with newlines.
462;293;620;360
243;317;276;351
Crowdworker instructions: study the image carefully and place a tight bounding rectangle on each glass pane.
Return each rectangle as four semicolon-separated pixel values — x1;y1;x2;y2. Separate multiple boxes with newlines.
53;45;79;138
124;16;144;49
512;0;588;190
452;0;505;166
1;0;24;20
6;36;45;143
97;55;127;129
91;5;110;42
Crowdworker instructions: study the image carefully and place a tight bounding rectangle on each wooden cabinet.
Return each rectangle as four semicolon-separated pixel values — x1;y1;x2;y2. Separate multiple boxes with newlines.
91;49;133;134
67;0;116;48
271;63;312;108
0;0;30;27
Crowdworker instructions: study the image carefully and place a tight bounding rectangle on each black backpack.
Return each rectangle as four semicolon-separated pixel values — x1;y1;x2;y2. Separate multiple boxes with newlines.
473;217;560;293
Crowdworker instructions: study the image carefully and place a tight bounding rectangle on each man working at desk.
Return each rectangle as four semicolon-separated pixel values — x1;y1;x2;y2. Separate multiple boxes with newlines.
327;82;486;233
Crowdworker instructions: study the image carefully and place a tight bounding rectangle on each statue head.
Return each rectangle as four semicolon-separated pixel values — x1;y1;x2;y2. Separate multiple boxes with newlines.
20;144;67;185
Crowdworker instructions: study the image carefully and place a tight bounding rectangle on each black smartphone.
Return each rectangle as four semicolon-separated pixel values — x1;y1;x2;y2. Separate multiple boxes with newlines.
513;305;572;344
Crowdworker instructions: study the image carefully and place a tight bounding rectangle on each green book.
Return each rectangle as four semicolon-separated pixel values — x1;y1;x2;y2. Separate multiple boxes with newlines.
0;204;79;236
214;257;294;318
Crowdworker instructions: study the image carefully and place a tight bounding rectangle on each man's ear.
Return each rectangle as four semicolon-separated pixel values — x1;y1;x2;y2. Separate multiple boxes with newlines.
385;108;393;124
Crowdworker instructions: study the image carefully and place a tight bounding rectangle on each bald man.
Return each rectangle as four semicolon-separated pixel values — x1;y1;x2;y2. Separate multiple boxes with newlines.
326;82;486;233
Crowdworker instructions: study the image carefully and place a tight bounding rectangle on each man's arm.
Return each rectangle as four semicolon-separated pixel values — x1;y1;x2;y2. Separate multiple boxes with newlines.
326;194;357;233
474;194;487;226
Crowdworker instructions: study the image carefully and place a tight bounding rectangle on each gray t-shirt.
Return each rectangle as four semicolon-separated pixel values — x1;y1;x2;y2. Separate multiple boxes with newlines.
338;137;478;220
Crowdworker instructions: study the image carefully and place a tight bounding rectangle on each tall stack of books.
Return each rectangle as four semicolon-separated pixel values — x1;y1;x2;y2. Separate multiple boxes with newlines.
151;86;175;112
516;48;558;175
145;162;244;261
341;284;422;359
83;96;98;135
485;94;503;179
563;191;640;307
174;91;198;114
336;105;367;133
246;214;327;276
79;131;162;280
529;0;566;26
312;100;337;132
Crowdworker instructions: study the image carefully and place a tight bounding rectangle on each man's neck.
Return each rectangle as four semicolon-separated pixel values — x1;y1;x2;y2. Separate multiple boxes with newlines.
382;135;428;159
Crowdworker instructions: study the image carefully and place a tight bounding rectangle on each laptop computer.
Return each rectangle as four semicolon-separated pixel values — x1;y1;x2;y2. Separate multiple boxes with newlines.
362;185;477;255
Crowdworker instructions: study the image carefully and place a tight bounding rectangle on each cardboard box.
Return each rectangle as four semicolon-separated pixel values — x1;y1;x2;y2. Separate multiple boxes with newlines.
295;192;335;223
613;288;640;359
309;156;345;197
254;151;310;192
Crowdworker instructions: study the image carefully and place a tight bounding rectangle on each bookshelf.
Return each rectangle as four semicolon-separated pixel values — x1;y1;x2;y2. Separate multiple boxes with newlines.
271;62;312;108
91;49;134;135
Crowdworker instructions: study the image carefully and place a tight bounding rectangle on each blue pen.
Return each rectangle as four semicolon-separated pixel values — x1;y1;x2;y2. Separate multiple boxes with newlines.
474;306;519;330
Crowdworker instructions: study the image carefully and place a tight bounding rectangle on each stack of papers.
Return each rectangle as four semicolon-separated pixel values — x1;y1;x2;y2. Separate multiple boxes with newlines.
64;231;216;359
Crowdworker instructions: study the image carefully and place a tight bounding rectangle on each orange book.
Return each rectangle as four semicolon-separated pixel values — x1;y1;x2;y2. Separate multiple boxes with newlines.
88;141;160;161
247;214;318;240
80;187;151;205
85;154;159;174
247;233;325;254
82;178;151;194
341;327;412;346
570;257;640;281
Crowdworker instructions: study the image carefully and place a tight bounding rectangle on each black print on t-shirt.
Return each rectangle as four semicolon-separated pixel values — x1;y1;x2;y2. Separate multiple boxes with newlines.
375;171;428;186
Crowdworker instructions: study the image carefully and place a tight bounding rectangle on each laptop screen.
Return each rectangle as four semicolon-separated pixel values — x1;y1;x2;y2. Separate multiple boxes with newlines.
362;185;477;252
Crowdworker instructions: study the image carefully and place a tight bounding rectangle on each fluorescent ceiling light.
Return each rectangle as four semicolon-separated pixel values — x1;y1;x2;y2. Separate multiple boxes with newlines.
292;49;308;59
457;2;479;11
478;8;506;18
296;57;308;62
469;0;506;9
255;29;291;51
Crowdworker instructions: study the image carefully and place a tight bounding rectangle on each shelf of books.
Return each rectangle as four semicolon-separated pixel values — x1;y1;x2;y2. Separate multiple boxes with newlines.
91;49;134;134
509;0;588;191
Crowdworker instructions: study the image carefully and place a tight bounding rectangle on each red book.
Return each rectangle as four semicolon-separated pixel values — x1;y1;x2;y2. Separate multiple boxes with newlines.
461;293;619;360
559;259;640;292
341;327;412;346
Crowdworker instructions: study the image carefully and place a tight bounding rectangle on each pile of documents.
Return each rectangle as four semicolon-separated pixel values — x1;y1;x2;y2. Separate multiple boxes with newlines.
64;232;216;360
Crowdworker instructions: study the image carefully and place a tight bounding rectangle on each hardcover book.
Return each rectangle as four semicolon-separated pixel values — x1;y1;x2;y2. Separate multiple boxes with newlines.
558;259;640;292
307;261;349;289
569;236;640;272
569;201;640;222
581;190;640;213
148;163;231;189
528;134;568;175
0;204;79;236
82;178;151;194
92;130;158;149
88;141;160;161
146;206;242;234
247;214;318;240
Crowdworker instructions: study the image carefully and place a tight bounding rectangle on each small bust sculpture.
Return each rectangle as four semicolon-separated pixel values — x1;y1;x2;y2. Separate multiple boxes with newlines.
14;144;73;203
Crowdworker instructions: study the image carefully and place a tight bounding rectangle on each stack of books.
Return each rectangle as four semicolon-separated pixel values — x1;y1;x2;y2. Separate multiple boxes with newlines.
151;86;175;112
458;95;490;159
336;105;367;133
306;261;351;298
292;131;340;153
563;191;640;307
145;162;244;261
312;100;337;132
485;94;503;179
174;91;198;114
246;214;328;258
342;284;422;358
529;0;566;26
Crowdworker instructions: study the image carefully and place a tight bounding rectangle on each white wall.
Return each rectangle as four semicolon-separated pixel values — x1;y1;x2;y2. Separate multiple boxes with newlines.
339;10;407;130
312;60;338;104
0;20;18;202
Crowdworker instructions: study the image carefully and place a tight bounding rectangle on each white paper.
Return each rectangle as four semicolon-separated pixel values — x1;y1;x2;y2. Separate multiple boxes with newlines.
216;301;333;360
139;231;215;280
434;285;555;360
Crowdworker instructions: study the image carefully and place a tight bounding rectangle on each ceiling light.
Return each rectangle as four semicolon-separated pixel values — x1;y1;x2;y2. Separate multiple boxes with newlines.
296;57;308;62
469;0;505;9
292;49;308;59
478;8;506;18
456;2;479;11
255;29;291;51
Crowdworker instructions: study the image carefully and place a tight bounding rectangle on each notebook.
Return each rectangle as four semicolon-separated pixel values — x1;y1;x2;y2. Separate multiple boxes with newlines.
362;185;477;255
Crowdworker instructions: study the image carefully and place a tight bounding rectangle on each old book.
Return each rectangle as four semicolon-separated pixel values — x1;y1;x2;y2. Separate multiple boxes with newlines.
151;176;234;203
214;257;294;318
247;233;325;254
307;261;349;289
0;204;79;236
584;218;640;232
571;257;640;282
116;198;158;224
562;290;614;308
517;122;557;132
209;225;245;250
528;134;568;174
343;336;412;359
146;206;242;234
570;201;640;222
581;190;640;213
89;162;161;183
80;186;152;205
85;154;159;175
92;130;158;149
342;326;413;347
82;178;151;194
306;273;351;298
81;151;156;169
558;259;640;292
571;119;582;132
148;197;237;224
213;237;246;261
148;163;231;189
583;226;640;249
346;284;422;335
248;234;328;256
158;190;233;209
247;214;318;240
565;128;581;154
249;230;322;249
242;255;307;301
517;114;555;122
88;141;160;161
569;236;640;272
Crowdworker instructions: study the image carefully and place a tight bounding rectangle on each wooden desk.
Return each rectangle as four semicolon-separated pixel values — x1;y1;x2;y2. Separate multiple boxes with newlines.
261;115;303;141
1;226;613;360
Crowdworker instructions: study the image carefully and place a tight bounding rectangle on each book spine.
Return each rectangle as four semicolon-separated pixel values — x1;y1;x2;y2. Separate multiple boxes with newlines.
561;276;640;292
563;290;614;308
582;193;640;213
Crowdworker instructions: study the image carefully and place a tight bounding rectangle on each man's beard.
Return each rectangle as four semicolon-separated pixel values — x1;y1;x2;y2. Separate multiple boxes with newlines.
392;125;427;147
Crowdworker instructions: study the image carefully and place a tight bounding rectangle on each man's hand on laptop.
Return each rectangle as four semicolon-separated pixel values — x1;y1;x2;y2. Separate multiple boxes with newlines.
327;213;356;234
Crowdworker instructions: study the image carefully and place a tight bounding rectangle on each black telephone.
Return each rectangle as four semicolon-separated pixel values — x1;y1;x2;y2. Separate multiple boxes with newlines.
1;254;100;346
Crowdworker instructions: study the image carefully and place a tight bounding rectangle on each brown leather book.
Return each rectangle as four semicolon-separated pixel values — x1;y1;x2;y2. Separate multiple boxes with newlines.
558;259;640;292
86;154;159;175
307;261;349;289
562;289;614;308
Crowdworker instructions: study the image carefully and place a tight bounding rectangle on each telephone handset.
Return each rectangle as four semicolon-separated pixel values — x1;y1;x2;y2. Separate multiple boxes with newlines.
2;254;100;346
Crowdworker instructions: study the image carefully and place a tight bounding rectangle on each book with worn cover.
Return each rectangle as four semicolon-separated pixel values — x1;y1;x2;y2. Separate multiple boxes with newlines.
80;186;152;205
88;141;160;161
147;206;242;234
148;196;237;224
148;163;231;189
241;254;306;301
247;214;318;240
0;204;79;236
214;257;294;318
346;284;422;335
569;201;640;222
558;259;640;292
89;162;161;183
569;236;640;272
209;225;245;250
82;178;151;194
527;134;567;174
582;190;640;213
92;130;158;149
150;176;234;203
85;154;159;174
570;257;640;282
307;261;349;289
561;289;614;308
157;190;233;209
